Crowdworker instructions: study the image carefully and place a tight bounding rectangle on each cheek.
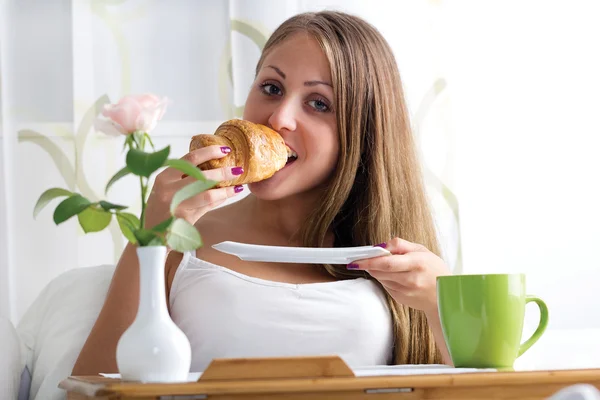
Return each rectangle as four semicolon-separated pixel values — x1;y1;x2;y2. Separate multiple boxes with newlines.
324;125;340;160
330;134;340;159
324;139;339;166
307;127;339;166
242;91;265;121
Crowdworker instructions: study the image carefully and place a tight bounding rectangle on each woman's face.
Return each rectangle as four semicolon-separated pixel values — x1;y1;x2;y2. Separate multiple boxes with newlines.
243;32;339;201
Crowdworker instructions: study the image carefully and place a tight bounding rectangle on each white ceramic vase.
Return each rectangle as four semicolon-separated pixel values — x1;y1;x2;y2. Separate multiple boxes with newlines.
116;245;191;382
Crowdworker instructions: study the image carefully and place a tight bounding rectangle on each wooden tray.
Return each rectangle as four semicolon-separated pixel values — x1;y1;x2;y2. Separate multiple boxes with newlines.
60;355;600;400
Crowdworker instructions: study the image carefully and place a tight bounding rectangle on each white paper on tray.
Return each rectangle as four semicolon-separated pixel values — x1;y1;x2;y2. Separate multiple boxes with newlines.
352;364;496;377
100;365;495;381
99;372;202;381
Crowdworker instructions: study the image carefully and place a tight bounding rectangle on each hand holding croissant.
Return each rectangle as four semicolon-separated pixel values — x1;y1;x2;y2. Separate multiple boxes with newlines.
189;119;292;187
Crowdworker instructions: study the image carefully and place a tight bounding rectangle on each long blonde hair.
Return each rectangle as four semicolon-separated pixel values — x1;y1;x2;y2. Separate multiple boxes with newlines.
256;11;443;365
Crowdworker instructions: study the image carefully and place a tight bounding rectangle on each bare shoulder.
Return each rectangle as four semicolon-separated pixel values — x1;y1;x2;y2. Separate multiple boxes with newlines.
168;202;240;271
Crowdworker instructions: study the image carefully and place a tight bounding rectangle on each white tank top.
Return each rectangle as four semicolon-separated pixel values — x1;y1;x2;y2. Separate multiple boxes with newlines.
169;251;394;371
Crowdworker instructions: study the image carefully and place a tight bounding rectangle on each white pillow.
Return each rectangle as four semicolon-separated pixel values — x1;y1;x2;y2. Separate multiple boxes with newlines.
17;264;115;400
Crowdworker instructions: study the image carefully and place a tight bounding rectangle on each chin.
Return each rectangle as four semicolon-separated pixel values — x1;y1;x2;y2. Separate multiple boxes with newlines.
248;159;297;200
248;179;293;201
248;179;326;204
248;176;311;202
248;159;331;201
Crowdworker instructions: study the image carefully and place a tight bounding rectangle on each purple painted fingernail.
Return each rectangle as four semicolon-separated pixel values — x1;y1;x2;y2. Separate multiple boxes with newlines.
375;242;387;248
234;185;244;193
221;146;231;154
347;263;360;270
232;167;244;175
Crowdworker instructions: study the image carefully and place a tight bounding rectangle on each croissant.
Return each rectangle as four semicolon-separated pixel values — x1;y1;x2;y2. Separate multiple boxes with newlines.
189;119;291;187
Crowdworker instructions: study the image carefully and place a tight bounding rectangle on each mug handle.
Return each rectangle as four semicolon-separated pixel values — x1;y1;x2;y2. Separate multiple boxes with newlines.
517;295;549;357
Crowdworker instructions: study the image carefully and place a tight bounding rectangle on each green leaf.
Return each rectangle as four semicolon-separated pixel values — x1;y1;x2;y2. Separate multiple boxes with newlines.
116;212;140;230
126;146;170;178
53;194;92;225
167;218;202;252
77;206;112;233
164;159;207;181
151;216;174;233
170;179;218;215
33;188;73;218
98;200;127;211
105;166;132;194
116;212;140;244
134;228;158;246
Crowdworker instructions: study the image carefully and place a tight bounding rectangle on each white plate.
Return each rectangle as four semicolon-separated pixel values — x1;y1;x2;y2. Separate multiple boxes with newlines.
212;241;391;264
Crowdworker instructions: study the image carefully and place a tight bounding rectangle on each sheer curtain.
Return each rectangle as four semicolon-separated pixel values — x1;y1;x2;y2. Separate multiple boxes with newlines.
0;0;598;368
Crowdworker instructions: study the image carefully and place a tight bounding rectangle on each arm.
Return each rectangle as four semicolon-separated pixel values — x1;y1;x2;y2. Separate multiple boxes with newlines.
72;244;183;374
72;242;142;375
426;310;453;366
347;237;453;365
72;145;242;375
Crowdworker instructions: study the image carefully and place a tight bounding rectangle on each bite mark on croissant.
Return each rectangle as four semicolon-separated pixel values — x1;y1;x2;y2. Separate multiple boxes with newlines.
189;119;290;187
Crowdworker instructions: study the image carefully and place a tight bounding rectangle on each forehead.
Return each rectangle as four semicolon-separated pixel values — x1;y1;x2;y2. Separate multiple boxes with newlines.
260;32;331;80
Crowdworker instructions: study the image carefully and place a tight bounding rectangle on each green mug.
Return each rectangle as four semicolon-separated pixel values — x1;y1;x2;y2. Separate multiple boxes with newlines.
436;273;549;368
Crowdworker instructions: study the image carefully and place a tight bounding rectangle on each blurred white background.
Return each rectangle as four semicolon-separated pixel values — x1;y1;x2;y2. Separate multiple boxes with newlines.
1;0;599;370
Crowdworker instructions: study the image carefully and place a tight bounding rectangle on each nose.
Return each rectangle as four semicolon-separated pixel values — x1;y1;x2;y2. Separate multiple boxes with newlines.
267;99;297;133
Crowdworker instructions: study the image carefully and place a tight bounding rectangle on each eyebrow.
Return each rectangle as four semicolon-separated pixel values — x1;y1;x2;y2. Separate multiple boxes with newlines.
304;80;332;88
266;65;332;88
267;65;286;79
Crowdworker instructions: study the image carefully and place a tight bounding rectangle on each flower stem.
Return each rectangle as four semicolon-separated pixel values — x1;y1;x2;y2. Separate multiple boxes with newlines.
140;177;147;229
129;131;148;231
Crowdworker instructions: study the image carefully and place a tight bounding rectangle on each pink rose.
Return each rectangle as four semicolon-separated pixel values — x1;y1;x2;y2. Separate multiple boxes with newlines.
94;94;170;136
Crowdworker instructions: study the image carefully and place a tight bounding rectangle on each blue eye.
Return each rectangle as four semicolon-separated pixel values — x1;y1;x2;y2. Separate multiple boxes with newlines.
260;83;282;96
308;99;330;113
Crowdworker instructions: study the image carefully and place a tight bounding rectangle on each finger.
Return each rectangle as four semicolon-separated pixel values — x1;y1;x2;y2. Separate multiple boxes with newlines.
379;237;429;255
369;273;424;300
368;270;427;291
161;145;232;181
366;274;409;298
201;166;244;184
177;185;241;213
347;253;424;272
368;270;410;284
166;174;208;191
378;280;409;295
165;164;244;193
150;174;212;201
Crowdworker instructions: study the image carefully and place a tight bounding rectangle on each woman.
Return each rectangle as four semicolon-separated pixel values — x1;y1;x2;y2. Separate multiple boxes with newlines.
73;10;451;374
